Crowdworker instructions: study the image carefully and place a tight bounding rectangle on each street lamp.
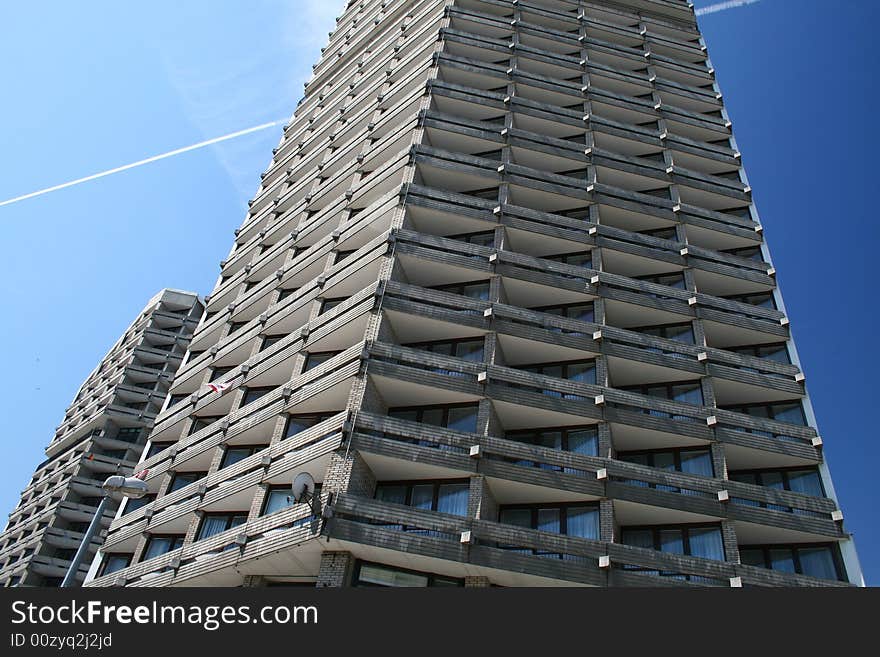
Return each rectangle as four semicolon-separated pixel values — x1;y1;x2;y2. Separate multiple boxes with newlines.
60;475;148;588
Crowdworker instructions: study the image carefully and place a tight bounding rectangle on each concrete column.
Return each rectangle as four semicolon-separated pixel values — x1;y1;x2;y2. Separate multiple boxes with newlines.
467;476;498;521
316;551;355;587
721;520;740;564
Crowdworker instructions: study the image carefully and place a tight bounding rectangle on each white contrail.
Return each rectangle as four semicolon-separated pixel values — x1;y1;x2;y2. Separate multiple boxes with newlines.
696;0;761;16
0;119;286;208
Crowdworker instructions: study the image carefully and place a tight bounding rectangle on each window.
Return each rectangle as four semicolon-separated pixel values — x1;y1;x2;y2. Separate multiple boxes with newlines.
499;503;599;558
429;280;490;301
168;471;206;493
728;467;825;513
142;535;184;561
276;287;297;302
514;359;596;400
722;245;764;262
375;480;470;517
722;291;776;310
334;250;356;264
145;442;171;459
209;366;234;382
352;560;463;587
228;321;248;334
220;445;263;470
620;381;704;420
261;333;286;351
99;553;132;577
115;427;142;443
729;467;823;497
532;302;595;324
617;447;714;494
635;271;686;293
633;322;695;351
240;386;274;407
719;400;806;442
621;524;725;581
448;230;495;247
188;416;223;436
638;226;678;240
618;447;714;477
739;544;843;581
262;483;322;516
303;351;341;372
503;426;598;472
123;494;155;513
543;251;592;270
402;338;484;376
320;297;348;314
727;343;790;365
284;413;334;439
196;512;248;541
388;403;479;434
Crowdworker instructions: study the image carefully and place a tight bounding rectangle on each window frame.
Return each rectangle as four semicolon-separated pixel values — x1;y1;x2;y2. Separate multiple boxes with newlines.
141;534;185;561
738;543;844;581
352;560;464;587
196;511;249;542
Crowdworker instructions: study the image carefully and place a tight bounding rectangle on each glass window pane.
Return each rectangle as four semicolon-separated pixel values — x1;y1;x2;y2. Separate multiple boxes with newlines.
357;564;428;587
103;555;130;575
668;325;695;344
672;384;703;406
144;537;173;560
463;284;490;300
769;548;796;573
772;403;805;425
679;450;713;477
567;429;598;456
421;408;444;427
797;547;838;580
729;472;758;485
620;453;650;467
787;469;823;498
388;409;418;423
568;362;596;385
763;472;785;491
410;485;434;510
198;516;230;540
569;304;594;322
739;548;765;568
221;448;252;469
654;453;676;471
375;485;407;505
456;341;484;362
537;431;563;450
500;509;532;528
566;507;599;539
688;528;724;561
263;489;294;515
537;509;561;534
659;529;685;555
622;529;653;550
437;484;469;516
447;407;478;433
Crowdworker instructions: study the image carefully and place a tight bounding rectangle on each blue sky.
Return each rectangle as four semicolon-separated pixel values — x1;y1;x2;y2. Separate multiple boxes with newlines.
1;1;877;583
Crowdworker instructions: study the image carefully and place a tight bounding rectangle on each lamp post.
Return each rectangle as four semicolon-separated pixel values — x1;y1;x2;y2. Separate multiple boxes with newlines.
60;475;148;588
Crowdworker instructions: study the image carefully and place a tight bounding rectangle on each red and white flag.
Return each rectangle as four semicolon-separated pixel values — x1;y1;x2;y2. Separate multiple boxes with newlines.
206;380;235;394
133;469;149;480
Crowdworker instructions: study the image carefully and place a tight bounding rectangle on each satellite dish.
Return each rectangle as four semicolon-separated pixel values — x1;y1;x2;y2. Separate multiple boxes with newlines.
291;472;316;503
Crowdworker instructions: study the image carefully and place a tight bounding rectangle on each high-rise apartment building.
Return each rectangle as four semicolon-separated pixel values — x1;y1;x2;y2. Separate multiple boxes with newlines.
87;0;862;588
0;289;202;587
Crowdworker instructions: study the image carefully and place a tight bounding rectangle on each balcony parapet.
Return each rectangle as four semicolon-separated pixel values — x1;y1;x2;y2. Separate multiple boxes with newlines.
328;493;846;587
